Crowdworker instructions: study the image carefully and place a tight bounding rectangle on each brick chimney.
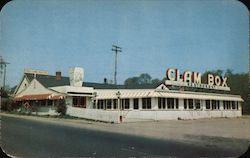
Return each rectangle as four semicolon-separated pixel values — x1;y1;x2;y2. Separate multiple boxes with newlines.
56;71;61;80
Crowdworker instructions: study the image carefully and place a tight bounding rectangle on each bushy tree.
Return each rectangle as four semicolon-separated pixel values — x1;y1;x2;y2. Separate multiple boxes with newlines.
138;73;152;84
56;99;67;116
124;77;140;85
124;73;161;86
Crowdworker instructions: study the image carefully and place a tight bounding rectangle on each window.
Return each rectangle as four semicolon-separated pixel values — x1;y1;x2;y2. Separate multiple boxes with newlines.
106;99;112;109
81;97;86;108
175;99;179;109
72;96;86;108
54;100;59;106
121;99;130;109
216;100;220;109
97;100;104;109
93;100;96;109
158;98;166;109
113;99;117;109
236;101;239;110
142;98;151;109
133;98;139;110
228;101;231;109
184;99;187;109
232;101;236;109
167;98;175;109
212;100;216;110
47;100;53;106
188;99;193;109
73;97;78;106
206;100;210;109
41;100;46;106
194;99;201;109
223;101;231;110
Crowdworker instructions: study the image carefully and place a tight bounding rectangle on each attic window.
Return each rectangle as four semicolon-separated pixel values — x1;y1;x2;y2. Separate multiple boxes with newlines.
161;86;164;90
24;83;27;87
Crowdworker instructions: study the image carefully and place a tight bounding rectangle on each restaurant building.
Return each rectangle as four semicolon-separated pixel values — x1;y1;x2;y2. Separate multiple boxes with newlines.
14;68;243;123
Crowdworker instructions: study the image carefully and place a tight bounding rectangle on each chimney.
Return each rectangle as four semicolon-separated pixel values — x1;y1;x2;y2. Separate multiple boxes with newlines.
56;71;61;80
104;78;108;84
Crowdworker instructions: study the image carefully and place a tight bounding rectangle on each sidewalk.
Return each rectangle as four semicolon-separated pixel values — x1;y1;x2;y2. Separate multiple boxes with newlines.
1;112;250;150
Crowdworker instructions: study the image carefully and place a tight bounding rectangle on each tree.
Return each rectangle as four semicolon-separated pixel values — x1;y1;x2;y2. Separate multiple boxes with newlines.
124;77;140;85
225;69;233;77
138;73;152;84
56;99;67;116
151;78;161;85
124;73;161;85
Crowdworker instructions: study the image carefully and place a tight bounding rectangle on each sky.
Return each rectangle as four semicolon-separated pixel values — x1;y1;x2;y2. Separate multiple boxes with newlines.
0;0;248;87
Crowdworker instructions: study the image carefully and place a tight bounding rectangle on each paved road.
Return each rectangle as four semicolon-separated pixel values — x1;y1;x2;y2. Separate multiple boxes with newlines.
1;116;247;157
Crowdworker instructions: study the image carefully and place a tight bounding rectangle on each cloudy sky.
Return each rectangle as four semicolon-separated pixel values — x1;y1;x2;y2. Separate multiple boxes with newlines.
0;0;248;87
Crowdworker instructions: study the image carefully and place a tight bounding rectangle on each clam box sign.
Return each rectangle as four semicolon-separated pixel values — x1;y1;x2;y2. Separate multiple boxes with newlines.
165;68;230;91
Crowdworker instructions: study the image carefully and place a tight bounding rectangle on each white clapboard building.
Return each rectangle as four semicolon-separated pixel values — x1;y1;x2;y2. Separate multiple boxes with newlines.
14;68;243;123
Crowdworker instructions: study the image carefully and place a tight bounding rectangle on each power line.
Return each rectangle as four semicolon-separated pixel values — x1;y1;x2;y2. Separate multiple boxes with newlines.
111;45;122;85
0;56;10;89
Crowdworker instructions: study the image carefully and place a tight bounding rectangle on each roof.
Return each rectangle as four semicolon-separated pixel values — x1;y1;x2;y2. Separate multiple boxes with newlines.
25;73;159;89
25;74;70;88
23;73;237;95
83;82;159;89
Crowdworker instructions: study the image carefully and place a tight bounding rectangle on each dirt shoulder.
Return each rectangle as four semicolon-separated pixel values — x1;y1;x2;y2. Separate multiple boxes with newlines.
1;112;250;150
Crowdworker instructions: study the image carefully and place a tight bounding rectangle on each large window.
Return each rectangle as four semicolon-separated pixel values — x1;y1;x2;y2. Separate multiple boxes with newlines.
47;100;53;106
206;100;210;109
158;98;166;109
223;101;231;110
216;100;220;109
194;99;201;109
142;98;151;109
97;100;104;109
175;99;179;109
133;98;139;110
73;96;86;108
121;99;130;109
212;100;216;110
113;99;117;109
166;98;179;110
106;99;112;109
232;101;236;109
167;98;175;109
188;99;193;109
184;99;187;109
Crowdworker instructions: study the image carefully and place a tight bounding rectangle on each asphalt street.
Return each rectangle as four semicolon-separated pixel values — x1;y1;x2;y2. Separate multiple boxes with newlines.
1;115;247;157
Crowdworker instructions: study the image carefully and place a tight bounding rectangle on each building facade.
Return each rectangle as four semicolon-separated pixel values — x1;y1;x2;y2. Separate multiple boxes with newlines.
14;68;243;123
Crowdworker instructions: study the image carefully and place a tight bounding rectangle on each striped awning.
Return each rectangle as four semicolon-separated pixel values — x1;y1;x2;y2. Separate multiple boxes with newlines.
153;91;244;101
15;94;64;101
95;90;243;102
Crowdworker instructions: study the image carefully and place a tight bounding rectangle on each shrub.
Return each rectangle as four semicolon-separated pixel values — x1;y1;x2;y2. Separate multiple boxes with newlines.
0;98;20;111
56;99;67;116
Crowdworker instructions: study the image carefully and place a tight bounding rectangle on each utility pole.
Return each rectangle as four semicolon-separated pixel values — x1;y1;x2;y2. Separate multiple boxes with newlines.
0;56;10;90
111;45;122;85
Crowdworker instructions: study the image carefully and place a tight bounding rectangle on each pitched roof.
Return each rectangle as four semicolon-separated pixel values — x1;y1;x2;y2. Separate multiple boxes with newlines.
25;73;70;88
24;73;159;89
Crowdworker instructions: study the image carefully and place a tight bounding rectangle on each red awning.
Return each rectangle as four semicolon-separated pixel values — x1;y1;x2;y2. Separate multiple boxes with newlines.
15;94;51;101
50;95;64;100
15;94;64;101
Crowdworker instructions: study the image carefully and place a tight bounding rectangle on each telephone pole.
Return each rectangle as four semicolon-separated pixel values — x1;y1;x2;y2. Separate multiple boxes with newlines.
111;45;122;85
0;56;10;89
